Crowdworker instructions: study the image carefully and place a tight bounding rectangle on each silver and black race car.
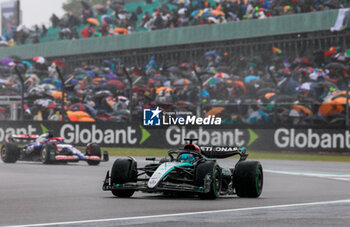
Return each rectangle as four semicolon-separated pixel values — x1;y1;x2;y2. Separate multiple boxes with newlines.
1;133;109;165
103;139;263;199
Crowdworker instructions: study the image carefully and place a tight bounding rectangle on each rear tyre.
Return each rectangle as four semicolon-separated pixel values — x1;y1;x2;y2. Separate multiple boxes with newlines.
41;143;56;164
110;159;137;197
1;143;19;163
87;143;101;166
233;161;263;198
195;161;221;199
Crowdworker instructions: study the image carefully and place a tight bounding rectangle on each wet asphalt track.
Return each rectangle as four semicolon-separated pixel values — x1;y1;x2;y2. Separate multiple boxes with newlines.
1;157;350;227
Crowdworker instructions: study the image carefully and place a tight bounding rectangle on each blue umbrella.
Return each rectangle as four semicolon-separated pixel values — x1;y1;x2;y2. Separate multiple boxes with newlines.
198;89;210;97
85;70;95;77
107;73;118;79
191;10;199;17
101;15;113;24
22;60;32;67
244;75;260;83
205;50;217;57
246;110;270;124
228;12;237;20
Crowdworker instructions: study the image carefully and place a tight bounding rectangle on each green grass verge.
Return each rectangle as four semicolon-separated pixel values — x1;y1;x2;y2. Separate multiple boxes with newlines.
100;147;350;162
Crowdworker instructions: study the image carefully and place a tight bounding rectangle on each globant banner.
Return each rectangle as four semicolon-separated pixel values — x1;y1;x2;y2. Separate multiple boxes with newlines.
0;121;349;152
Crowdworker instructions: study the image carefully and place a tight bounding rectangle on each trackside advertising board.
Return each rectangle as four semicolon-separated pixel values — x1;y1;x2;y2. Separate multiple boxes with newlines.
0;121;349;152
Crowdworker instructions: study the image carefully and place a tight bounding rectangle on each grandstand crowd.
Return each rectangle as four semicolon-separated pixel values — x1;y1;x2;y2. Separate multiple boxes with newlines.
0;45;350;125
1;0;349;47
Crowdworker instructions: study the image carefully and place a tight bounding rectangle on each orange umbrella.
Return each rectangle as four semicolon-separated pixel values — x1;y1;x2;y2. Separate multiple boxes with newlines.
333;97;350;105
51;91;68;99
87;17;100;26
93;78;103;84
264;92;275;100
318;100;344;116
68;111;91;119
79;117;95;122
293;105;312;115
331;90;350;100
67;115;79;122
106;97;115;107
233;81;247;95
114;27;128;35
210;10;225;16
206;107;225;116
156;86;173;94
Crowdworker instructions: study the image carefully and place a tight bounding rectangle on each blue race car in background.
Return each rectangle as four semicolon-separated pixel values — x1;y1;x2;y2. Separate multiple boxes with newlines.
1;133;109;165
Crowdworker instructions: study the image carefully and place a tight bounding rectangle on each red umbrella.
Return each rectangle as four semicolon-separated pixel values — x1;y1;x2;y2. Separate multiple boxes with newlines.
106;80;125;88
214;72;230;79
33;56;45;64
47;103;60;109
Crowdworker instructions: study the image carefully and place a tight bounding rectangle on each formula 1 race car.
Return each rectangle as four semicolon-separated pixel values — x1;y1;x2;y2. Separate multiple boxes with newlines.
103;139;263;199
1;133;109;165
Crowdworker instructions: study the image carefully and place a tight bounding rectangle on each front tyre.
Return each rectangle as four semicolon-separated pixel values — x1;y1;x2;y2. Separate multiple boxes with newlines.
195;162;221;199
87;143;101;166
1;143;19;163
110;159;137;197
233;161;263;198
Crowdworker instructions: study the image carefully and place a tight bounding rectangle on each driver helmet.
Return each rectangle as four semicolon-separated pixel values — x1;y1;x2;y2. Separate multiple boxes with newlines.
48;130;54;138
179;153;194;163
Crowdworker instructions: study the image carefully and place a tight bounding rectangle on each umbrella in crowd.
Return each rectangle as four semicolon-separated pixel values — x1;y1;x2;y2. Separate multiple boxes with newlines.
87;18;100;26
2;43;350;126
173;79;191;86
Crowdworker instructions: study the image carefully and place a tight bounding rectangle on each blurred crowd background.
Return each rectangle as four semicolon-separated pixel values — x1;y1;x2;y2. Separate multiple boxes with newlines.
1;44;350;126
1;0;349;47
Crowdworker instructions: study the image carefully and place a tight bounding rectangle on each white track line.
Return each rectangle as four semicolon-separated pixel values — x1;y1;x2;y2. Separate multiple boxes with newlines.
265;169;350;182
6;199;350;227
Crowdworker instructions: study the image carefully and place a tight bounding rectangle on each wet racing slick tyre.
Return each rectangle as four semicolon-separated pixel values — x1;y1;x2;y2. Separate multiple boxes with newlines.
233;161;263;198
195;161;221;199
1;143;19;163
86;143;101;166
41;143;56;164
110;159;137;197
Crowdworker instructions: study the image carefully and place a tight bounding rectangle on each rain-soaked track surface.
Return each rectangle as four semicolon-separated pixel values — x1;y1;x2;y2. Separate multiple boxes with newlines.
1;157;350;227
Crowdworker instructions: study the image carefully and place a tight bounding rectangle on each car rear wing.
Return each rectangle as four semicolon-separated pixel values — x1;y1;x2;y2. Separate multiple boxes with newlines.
200;146;248;160
9;134;39;143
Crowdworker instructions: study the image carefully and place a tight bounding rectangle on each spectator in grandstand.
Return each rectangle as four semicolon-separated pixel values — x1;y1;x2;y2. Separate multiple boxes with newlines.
41;25;48;37
4;0;350;46
81;1;94;24
50;14;60;28
67;12;81;28
81;24;96;38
